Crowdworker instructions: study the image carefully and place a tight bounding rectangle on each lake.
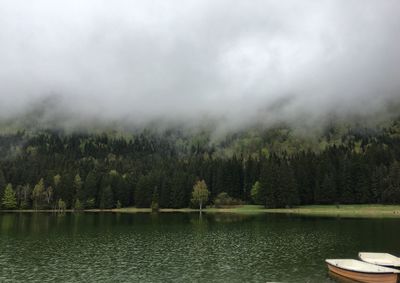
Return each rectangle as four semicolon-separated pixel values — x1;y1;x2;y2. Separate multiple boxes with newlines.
1;212;399;282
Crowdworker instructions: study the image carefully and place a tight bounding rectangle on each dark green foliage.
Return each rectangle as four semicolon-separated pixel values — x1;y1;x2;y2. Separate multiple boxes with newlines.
0;118;400;210
99;186;114;209
382;162;400;204
135;173;160;208
82;171;98;205
0;170;6;201
315;174;336;204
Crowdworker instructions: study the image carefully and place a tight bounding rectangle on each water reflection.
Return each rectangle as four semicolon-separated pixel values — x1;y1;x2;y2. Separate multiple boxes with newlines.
1;212;400;282
206;213;252;223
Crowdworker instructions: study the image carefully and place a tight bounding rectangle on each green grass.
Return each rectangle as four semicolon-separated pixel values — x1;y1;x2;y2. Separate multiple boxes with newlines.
111;204;400;218
261;204;400;218
5;204;400;218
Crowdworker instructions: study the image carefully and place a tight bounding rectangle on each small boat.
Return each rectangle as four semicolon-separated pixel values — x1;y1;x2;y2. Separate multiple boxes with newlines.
359;252;400;268
326;259;400;283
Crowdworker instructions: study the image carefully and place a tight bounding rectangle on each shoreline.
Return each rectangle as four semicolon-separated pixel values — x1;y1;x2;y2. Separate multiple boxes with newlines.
2;205;400;218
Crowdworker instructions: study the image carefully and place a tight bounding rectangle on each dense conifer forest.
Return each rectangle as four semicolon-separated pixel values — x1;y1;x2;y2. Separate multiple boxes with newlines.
0;117;400;210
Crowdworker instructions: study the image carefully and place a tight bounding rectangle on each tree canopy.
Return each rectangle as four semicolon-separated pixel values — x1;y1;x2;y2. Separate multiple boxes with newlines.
0;118;399;210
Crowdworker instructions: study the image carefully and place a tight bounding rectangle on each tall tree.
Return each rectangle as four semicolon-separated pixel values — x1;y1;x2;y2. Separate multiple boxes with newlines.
32;178;45;210
382;162;400;204
191;180;209;211
1;184;17;209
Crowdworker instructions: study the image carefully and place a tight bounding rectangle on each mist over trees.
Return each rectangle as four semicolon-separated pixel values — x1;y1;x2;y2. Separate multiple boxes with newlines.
0;117;399;210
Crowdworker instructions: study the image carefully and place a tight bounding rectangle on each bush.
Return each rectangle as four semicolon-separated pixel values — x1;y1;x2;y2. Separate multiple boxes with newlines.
74;199;83;211
116;200;122;209
86;198;95;209
213;192;243;208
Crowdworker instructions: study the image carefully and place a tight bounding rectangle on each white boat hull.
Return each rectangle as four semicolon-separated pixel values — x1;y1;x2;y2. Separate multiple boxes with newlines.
359;252;400;268
327;263;399;283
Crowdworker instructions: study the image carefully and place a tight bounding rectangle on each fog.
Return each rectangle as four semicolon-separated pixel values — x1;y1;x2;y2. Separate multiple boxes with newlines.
0;0;399;131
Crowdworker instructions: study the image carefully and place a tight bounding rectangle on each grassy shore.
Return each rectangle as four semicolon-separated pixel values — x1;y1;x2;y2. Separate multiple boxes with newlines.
110;204;400;218
263;204;400;218
3;205;400;218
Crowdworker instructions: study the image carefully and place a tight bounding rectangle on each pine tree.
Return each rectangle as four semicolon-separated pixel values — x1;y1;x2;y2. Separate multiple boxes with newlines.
73;174;82;203
382;162;400;204
1;184;17;209
83;171;98;204
250;181;263;205
0;170;6;202
280;163;299;208
99;186;114;209
315;174;336;204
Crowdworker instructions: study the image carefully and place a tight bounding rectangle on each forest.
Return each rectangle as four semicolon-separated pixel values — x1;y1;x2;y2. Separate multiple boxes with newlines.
0;117;400;210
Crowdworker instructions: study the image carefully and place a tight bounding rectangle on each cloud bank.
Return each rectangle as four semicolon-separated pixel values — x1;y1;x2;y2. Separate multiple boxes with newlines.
0;0;399;130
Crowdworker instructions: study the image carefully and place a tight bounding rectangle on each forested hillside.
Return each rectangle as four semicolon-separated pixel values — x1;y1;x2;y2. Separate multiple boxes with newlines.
0;118;400;210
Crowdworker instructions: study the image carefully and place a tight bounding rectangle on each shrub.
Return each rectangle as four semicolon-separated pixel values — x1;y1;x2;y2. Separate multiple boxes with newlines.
214;192;243;208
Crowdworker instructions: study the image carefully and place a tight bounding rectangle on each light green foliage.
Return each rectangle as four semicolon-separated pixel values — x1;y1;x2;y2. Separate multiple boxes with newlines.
250;181;262;205
191;180;209;211
116;200;122;209
74;199;83;211
32;178;45;209
109;170;118;176
26;146;38;156
54;174;61;187
2;184;17;209
58;199;66;211
151;200;159;212
86;198;95;209
74;174;82;193
213;192;242;207
44;186;53;205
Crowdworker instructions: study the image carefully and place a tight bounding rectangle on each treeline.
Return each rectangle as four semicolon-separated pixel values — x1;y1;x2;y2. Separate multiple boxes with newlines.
0;122;400;209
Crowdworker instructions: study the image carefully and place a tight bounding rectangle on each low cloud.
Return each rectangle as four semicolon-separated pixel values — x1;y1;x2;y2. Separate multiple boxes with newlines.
0;0;399;131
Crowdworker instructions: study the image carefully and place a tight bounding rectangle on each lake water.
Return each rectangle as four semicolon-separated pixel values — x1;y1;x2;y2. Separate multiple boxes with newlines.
1;212;399;283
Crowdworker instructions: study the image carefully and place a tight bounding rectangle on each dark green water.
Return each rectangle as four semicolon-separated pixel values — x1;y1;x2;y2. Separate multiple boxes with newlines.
1;212;399;283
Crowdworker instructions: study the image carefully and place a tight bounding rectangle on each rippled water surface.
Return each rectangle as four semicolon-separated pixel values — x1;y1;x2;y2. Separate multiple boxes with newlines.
1;212;400;283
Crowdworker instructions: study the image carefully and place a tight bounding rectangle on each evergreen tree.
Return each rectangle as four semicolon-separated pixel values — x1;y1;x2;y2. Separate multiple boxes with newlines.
82;171;98;205
315;174;336;204
1;184;17;209
382;162;400;204
135;174;155;208
0;170;6;201
73;174;83;201
251;181;263;205
99;186;114;209
280;163;299;208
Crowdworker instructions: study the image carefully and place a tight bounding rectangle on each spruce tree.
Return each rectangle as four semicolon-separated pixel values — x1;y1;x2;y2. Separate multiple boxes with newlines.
1;184;17;210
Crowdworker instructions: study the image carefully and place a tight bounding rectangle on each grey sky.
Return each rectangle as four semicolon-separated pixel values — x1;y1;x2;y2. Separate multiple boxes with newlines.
0;0;399;129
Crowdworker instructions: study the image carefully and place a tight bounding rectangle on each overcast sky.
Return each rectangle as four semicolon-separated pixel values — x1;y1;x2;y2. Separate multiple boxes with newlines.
0;0;399;130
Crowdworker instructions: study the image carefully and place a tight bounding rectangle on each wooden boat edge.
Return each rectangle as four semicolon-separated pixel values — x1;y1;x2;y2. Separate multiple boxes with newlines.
327;262;399;283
